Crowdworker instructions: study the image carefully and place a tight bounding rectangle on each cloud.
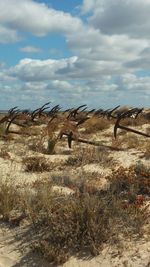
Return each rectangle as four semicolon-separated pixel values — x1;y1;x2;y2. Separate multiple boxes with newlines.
0;0;82;37
82;0;150;38
20;46;42;53
67;27;147;62
0;25;19;43
125;57;150;70
117;73;150;94
1;0;149;76
0;0;150;109
8;57;78;81
81;0;95;13
1;64;150;109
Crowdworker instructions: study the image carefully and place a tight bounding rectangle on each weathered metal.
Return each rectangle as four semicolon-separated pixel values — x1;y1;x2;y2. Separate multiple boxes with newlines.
114;108;150;138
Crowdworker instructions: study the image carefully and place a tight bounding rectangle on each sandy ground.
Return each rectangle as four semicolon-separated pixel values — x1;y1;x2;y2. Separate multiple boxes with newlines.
0;122;149;266
0;224;150;267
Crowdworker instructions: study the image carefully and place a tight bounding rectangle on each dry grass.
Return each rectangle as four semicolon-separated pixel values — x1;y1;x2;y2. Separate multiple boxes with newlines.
0;109;149;265
22;156;53;172
121;116;148;127
0;124;5;136
25;169;149;264
108;162;150;196
0;147;11;160
28;135;46;153
120;134;142;149
51;170;107;194
0;163;149;264
0;179;20;221
65;146;115;168
143;143;150;159
146;126;150;135
84;117;110;134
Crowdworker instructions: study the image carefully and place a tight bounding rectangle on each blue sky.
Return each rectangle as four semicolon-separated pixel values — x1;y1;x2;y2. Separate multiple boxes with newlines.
0;0;150;110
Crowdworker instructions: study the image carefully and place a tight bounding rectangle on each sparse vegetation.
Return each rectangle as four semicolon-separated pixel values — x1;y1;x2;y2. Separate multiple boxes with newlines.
108;162;150;197
121;116;148;127
23;156;53;172
0;105;149;265
0;147;10;159
126;135;141;148
65;146;115;167
84;117;110;134
0;179;20;221
143;142;150;159
0;166;149;264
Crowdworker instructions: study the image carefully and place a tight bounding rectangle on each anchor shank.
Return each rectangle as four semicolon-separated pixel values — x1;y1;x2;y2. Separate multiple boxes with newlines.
118;125;150;138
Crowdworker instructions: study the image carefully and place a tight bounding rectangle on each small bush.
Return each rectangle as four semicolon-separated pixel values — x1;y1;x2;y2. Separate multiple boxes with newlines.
0;180;20;221
121;134;141;149
143;143;150;159
51;174;76;188
146;126;150;135
0;147;10;159
121;116;148;126
27;178;148;264
23;156;52;172
84;117;110;134
66;147;114;168
0;123;5;136
0;165;149;264
108;163;150;197
28;136;45;153
47;138;56;154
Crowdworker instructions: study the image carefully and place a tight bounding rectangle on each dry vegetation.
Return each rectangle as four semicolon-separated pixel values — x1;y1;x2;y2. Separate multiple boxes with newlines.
0;107;149;266
0;164;149;265
83;117;111;134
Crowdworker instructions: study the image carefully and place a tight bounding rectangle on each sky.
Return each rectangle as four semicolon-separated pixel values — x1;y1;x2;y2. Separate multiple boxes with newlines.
0;0;150;110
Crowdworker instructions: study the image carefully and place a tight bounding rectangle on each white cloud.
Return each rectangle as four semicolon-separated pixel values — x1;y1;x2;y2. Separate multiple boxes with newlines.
117;73;150;93
0;0;150;108
67;27;148;62
81;0;95;13
1;0;149;77
20;46;42;53
8;57;78;81
0;0;82;36
0;25;19;43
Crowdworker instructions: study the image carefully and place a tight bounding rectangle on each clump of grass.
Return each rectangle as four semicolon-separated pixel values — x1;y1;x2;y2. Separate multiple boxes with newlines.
84;117;110;134
146;126;150;135
23;156;53;172
65;155;83;167
47;138;57;154
51;170;108;195
0;124;5;136
51;174;76;188
26;176;148;264
31;194;112;263
0;165;149;264
108;162;150;197
111;138;124;149
121;116;148;127
0;179;20;221
143;142;150;159
127;135;140;148
29;133;57;155
121;134;141;149
0;147;10;159
134;162;150;195
28;136;45;153
66;146;114;168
